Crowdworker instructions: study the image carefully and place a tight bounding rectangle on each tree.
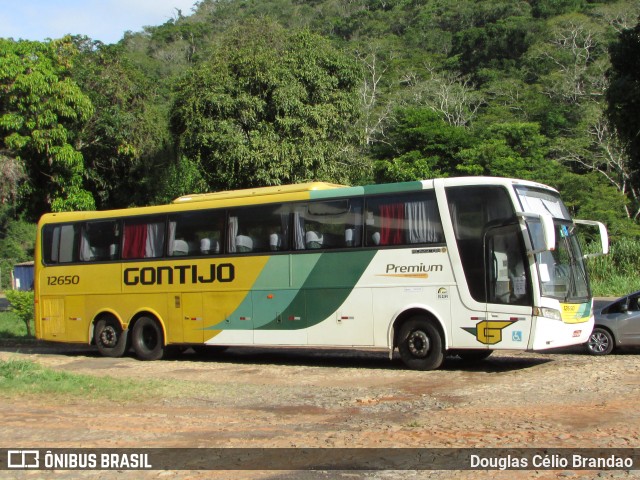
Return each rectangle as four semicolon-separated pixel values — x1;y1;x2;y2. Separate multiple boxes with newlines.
0;205;35;289
607;20;640;196
170;22;363;190
405;64;484;128
456;123;560;183
72;41;174;209
0;37;94;215
373;107;472;182
0;153;25;204
5;290;35;337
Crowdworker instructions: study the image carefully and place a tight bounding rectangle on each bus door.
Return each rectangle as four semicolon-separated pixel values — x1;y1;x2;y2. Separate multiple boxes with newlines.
40;297;65;340
40;296;86;342
482;222;533;349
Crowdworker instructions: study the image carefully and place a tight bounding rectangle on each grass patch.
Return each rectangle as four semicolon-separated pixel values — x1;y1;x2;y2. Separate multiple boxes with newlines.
590;276;639;298
0;358;164;401
0;310;33;339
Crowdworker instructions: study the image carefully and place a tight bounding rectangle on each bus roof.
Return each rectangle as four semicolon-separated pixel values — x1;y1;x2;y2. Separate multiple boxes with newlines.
172;182;346;204
37;177;559;225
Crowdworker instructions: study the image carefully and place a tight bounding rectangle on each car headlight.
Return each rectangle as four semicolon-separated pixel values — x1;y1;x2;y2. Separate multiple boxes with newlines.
533;307;562;321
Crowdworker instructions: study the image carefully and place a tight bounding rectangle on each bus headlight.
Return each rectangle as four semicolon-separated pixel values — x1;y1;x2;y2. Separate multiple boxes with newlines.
533;307;562;321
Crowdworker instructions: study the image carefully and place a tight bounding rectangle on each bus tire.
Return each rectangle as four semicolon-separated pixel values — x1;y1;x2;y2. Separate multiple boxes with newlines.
132;316;165;361
94;317;129;358
398;317;444;371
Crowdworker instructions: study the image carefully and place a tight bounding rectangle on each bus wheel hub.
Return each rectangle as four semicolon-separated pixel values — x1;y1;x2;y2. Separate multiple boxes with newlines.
408;331;429;358
100;327;117;348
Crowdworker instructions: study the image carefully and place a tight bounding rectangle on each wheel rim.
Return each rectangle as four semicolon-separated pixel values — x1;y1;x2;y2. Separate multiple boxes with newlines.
99;325;118;348
408;330;430;358
588;331;609;353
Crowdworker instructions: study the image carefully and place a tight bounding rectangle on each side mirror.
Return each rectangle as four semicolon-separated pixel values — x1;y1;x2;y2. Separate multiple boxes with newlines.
574;220;609;258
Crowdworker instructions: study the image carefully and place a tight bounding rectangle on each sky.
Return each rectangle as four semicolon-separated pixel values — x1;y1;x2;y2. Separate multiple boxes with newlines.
0;0;200;44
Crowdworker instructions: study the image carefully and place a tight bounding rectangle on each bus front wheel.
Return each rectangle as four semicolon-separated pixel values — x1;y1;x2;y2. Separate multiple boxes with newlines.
94;317;128;358
398;318;444;370
132;316;165;361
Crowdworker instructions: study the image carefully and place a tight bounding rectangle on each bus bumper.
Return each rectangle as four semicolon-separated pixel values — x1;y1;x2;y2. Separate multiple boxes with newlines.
530;315;593;350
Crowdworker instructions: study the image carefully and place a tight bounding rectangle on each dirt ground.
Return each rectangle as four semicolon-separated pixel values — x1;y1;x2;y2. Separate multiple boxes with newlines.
0;341;639;480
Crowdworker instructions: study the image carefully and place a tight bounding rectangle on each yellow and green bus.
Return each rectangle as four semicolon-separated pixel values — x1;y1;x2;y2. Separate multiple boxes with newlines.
34;177;608;370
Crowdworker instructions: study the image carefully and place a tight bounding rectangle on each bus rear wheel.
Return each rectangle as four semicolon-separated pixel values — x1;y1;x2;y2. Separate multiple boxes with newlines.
132;316;165;361
94;317;128;358
398;318;444;370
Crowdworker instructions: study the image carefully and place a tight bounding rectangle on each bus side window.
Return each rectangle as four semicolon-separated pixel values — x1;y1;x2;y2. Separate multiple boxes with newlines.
43;224;81;264
80;221;120;262
122;217;166;259
228;205;290;254
365;192;443;247
293;199;362;250
168;210;224;257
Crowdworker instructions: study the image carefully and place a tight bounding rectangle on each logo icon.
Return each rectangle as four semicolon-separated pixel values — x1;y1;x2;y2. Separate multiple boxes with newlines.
462;320;516;345
8;450;39;469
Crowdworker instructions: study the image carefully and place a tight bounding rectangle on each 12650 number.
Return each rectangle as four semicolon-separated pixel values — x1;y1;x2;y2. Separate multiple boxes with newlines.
47;275;80;286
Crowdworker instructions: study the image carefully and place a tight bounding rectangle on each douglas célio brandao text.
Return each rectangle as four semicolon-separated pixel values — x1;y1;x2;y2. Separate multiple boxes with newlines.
470;453;634;470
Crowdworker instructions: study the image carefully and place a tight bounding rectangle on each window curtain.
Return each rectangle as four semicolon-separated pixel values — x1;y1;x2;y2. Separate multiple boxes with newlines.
80;227;92;261
50;226;61;263
279;212;290;250
145;222;165;258
346;205;363;247
293;211;305;250
380;203;404;245
167;221;177;256
123;223;147;259
518;195;566;219
227;216;238;253
405;200;443;244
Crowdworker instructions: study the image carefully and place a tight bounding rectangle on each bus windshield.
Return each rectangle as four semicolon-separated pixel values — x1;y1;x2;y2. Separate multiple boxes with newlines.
536;223;590;302
514;186;590;303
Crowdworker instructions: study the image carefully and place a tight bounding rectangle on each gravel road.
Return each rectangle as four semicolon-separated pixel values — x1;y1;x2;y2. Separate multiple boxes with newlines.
0;341;639;480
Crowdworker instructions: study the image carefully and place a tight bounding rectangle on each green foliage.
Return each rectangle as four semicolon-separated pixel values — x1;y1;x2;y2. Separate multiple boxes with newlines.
607;20;640;184
72;41;174;208
171;22;363;190
0;311;30;338
586;237;640;296
552;172;639;238
0;207;35;289
151;156;209;204
456;123;559;182
0;359;158;399
373;108;472;182
0;37;95;215
5;290;34;337
1;0;640;284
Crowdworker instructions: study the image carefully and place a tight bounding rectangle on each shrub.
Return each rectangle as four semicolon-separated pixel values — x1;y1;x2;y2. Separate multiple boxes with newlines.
5;290;34;337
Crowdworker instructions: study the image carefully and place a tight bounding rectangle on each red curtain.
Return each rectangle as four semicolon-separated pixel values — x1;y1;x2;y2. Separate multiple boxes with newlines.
380;203;404;245
123;224;147;259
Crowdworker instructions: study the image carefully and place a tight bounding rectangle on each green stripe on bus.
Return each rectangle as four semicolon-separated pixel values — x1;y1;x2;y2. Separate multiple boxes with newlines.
363;181;424;195
256;250;376;331
309;186;364;200
205;251;376;332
